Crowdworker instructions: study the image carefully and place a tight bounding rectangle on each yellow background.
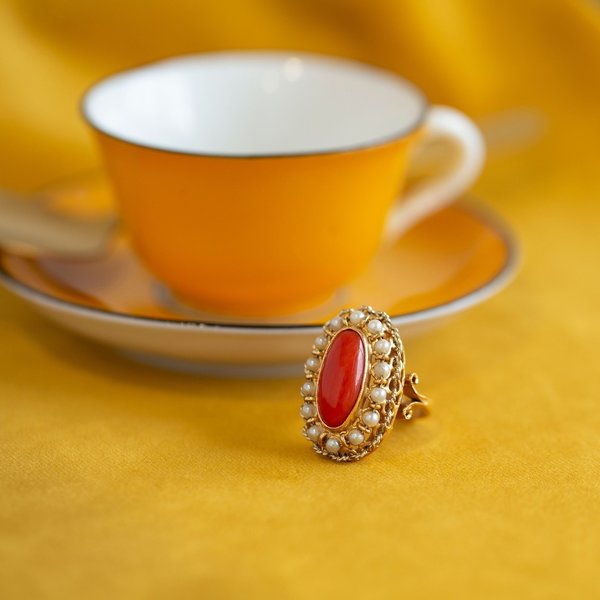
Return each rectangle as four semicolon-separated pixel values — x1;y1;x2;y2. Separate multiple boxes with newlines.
1;0;600;597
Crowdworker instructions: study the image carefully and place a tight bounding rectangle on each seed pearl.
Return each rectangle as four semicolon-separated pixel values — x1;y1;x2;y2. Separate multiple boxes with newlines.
373;361;392;379
373;338;392;355
301;381;316;396
307;424;322;442
348;430;365;446
300;403;316;419
328;317;343;331
305;357;320;372
367;319;383;335
325;437;341;454
370;387;387;403
362;410;380;428
314;335;328;350
349;310;366;325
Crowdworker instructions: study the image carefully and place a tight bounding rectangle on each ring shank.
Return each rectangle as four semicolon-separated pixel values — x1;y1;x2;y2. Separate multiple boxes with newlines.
399;372;430;420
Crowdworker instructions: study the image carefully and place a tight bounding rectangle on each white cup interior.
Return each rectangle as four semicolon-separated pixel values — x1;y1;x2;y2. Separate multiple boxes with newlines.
83;52;427;157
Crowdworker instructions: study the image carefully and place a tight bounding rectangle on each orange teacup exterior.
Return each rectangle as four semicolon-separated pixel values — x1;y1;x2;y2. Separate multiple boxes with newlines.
95;131;420;316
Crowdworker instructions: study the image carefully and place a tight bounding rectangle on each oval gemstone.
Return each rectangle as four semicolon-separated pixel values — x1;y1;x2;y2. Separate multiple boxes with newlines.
317;329;366;427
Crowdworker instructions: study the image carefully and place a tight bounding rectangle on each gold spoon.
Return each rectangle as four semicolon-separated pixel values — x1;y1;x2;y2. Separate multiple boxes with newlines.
0;191;117;258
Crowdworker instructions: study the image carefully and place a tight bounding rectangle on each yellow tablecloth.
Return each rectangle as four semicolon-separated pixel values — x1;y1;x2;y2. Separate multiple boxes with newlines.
1;1;599;598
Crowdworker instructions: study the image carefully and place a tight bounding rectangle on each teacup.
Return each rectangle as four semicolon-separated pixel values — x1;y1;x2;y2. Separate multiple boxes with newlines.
82;51;484;316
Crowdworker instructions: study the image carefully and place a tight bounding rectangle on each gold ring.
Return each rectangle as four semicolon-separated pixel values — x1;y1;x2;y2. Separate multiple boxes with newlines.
299;306;430;462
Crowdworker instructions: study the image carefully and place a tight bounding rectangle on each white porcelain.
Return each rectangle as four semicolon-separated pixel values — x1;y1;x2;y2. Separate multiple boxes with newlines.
83;52;425;157
0;221;518;379
0;176;518;378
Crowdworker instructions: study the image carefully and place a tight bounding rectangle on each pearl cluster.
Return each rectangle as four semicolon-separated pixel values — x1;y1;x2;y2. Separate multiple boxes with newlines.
300;306;405;461
364;308;401;438
300;339;321;443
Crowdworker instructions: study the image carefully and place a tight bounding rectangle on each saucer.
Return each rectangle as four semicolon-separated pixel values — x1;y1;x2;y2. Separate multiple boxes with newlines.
0;175;518;377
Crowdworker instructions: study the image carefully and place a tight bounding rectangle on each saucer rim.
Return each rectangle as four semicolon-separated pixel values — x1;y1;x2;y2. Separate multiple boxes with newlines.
0;202;519;334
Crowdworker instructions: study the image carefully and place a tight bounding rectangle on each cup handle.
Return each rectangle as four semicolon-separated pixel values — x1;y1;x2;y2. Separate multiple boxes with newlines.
383;105;485;243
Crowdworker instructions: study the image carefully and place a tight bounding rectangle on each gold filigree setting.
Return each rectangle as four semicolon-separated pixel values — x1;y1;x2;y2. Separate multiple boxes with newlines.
300;306;429;462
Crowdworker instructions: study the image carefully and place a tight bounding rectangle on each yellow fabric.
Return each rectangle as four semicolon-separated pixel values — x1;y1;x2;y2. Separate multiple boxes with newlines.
1;0;600;597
